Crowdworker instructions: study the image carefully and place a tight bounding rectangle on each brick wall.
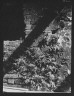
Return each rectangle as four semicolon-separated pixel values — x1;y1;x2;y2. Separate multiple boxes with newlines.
3;70;24;88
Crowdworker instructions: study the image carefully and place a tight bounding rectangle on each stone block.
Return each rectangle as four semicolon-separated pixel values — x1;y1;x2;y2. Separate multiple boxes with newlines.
8;79;15;84
4;74;19;79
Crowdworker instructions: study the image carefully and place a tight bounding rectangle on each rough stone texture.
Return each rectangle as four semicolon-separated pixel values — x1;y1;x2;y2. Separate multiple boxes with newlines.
3;79;8;83
8;79;15;84
3;71;23;87
4;74;19;79
14;78;22;85
3;83;22;88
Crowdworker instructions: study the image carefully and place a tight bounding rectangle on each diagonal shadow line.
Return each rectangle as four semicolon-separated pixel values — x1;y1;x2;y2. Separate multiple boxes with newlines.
3;8;59;76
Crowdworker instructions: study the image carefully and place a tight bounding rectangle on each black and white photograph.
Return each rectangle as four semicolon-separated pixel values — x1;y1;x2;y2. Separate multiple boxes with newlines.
2;0;72;93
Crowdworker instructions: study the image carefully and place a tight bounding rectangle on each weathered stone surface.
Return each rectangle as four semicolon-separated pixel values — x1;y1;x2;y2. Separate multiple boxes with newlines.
8;79;15;84
14;79;22;85
3;79;8;83
4;74;19;79
3;83;22;88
